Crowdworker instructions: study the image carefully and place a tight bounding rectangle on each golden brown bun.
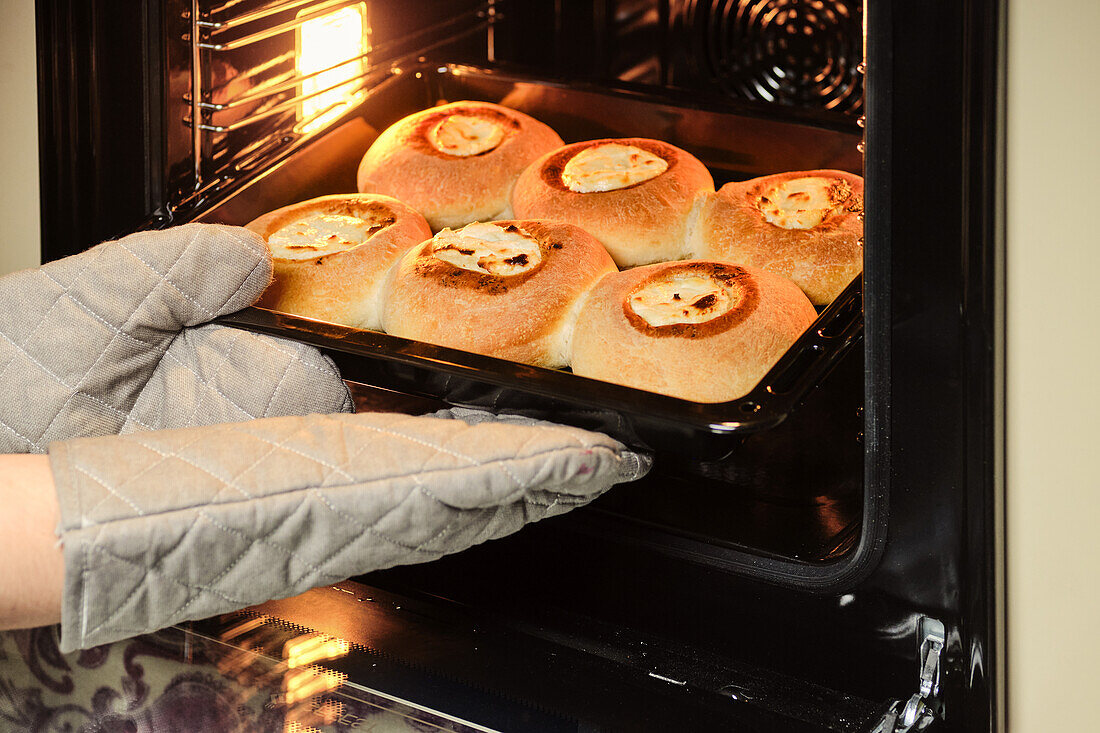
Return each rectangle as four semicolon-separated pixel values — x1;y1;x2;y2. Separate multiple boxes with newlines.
381;220;618;368
570;261;817;402
691;169;864;305
510;138;715;268
247;194;432;330
356;101;564;231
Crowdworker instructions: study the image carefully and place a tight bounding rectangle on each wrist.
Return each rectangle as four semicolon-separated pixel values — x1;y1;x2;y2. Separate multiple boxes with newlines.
0;454;63;630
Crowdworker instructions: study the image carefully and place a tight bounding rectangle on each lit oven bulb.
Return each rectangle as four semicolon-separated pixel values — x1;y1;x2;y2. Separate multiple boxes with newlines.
297;3;369;134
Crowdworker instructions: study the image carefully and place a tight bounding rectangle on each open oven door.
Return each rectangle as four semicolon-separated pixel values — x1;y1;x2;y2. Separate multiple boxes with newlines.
184;579;945;733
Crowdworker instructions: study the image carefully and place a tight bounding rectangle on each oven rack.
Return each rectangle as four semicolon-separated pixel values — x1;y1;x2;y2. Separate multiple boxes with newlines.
181;0;505;193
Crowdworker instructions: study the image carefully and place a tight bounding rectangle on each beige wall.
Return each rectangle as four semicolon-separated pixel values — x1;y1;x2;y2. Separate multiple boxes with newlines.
1006;0;1100;730
0;0;40;274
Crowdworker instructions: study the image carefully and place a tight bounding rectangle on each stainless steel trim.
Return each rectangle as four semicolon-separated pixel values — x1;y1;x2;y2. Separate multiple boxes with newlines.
869;617;945;733
190;0;204;188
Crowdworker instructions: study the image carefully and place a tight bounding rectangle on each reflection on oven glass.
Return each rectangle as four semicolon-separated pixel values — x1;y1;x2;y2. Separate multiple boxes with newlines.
204;614;491;732
0;620;494;732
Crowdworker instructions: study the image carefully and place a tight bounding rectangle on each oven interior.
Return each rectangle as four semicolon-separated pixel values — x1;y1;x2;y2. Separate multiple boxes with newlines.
159;0;874;580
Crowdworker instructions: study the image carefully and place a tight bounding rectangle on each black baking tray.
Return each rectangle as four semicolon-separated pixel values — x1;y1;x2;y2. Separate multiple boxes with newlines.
205;63;864;457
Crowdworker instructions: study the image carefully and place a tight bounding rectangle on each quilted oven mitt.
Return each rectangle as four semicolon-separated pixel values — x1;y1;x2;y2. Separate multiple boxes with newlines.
0;224;650;651
0;223;353;451
49;409;647;652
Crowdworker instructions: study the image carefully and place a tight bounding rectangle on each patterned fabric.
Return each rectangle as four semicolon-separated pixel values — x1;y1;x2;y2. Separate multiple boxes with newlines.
0;628;256;733
0;224;353;454
0;624;471;732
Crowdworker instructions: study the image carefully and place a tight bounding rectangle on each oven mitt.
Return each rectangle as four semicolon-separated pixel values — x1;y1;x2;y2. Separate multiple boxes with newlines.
0;223;352;454
47;409;650;652
1;223;651;652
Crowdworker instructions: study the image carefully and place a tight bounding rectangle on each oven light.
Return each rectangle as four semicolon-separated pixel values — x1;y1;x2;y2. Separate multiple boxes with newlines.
297;3;369;134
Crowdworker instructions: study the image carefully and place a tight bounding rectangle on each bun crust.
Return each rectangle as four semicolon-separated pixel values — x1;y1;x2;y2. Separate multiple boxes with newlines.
692;169;864;305
356;101;564;231
570;261;817;402
248;194;432;330
382;220;618;368
511;138;715;267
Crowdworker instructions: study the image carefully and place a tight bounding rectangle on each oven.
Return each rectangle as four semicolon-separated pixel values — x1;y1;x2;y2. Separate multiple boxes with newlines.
23;0;1010;730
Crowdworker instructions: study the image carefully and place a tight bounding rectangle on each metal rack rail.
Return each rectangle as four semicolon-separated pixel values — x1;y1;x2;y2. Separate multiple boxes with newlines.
180;0;502;193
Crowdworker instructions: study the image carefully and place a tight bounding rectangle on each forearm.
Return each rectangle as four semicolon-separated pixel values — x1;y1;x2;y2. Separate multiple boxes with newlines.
0;454;63;630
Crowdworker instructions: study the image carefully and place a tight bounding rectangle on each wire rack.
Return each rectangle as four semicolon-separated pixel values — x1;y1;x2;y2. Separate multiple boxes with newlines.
178;0;501;203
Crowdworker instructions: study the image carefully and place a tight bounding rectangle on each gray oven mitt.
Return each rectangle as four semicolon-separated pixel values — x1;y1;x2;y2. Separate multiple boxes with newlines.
0;223;353;454
48;409;649;652
0;223;650;651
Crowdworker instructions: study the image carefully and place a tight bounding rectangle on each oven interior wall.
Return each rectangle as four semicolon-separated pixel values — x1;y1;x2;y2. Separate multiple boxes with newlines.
496;0;864;114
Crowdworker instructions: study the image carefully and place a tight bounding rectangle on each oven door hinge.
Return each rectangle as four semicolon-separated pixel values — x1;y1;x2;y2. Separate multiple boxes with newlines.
870;616;945;732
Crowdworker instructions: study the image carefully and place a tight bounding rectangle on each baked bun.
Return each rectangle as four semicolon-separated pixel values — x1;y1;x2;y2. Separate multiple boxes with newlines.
570;261;816;402
356;101;564;231
247;194;432;330
381;220;617;368
691;169;864;305
511;138;715;268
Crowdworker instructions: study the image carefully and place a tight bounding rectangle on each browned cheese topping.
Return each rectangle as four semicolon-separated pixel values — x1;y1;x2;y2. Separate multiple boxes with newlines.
629;271;738;327
267;207;394;260
758;176;861;230
561;143;669;193
430;222;543;277
428;114;506;157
